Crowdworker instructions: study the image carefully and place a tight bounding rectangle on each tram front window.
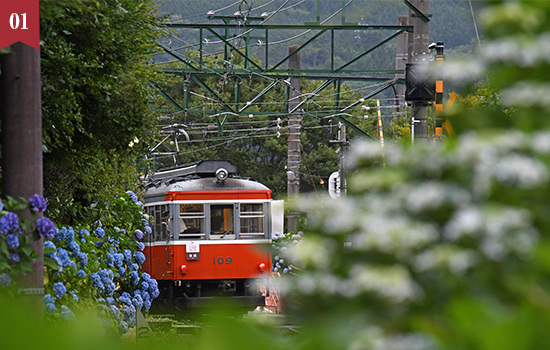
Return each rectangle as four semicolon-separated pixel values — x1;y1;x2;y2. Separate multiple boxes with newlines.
210;205;234;238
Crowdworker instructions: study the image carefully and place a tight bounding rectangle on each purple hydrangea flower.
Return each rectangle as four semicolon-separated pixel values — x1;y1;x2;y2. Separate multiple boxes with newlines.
136;242;145;251
0;212;20;234
6;233;19;249
134;229;144;240
37;217;55;239
29;194;47;212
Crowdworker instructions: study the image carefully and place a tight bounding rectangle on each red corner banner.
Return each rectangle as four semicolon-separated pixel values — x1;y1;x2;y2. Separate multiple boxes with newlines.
0;0;40;50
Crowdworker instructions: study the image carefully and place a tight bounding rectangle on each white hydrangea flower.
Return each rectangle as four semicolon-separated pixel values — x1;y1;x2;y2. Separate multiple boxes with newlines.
350;264;422;303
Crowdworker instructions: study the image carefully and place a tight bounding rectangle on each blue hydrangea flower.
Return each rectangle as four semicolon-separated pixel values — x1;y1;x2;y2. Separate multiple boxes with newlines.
90;273;104;291
60;305;75;321
126;190;138;203
0;199;3;212
45;303;56;314
0;212;20;234
0;273;12;287
77;270;86;279
56;248;71;267
68;240;80;253
70;291;79;302
64;227;75;243
136;242;145;251
95;227;105;238
134;251;146;265
44;240;56;258
44;294;55;304
29;194;47;212
141;281;149;291
135;229;144;240
9;252;20;263
148;279;160;299
106;297;115;305
130;263;139;271
105;282;116;296
78;228;89;242
77;252;88;267
105;253;114;267
6;233;19;249
98;269;114;283
141;272;151;281
114;253;124;268
37;217;55;239
53;282;67;299
119;320;129;334
132;294;144;310
144;224;152;235
131;271;139;285
123;249;132;263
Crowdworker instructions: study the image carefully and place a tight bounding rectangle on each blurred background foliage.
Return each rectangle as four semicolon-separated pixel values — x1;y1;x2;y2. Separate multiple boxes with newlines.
279;1;550;349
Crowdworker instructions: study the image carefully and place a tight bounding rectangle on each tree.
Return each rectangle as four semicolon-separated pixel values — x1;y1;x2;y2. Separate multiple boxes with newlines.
39;0;163;223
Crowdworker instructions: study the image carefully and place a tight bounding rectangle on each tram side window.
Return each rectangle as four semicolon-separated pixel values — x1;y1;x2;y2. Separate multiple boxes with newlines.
148;204;169;241
210;204;234;238
240;203;265;238
179;204;205;239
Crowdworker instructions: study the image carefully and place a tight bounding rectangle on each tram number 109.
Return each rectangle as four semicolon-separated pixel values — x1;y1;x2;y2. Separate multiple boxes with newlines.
213;256;233;265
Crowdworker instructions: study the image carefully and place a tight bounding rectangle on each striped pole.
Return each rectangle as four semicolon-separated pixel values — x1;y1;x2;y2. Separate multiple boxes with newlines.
376;99;384;148
434;41;444;141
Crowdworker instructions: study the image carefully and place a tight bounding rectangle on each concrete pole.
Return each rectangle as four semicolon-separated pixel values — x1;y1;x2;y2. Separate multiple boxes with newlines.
394;16;409;107
408;0;430;142
338;122;346;195
287;46;301;233
0;43;44;311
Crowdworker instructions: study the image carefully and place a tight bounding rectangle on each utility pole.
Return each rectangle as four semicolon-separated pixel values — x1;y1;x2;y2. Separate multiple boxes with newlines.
0;42;44;311
287;45;301;233
405;0;432;142
394;15;409;108
337;122;346;195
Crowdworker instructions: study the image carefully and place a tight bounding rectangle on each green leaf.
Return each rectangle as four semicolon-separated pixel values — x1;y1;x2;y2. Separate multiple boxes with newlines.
21;245;34;257
44;257;59;270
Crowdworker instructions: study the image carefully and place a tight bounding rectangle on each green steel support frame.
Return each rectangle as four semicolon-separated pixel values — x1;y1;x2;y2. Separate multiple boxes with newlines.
155;18;414;137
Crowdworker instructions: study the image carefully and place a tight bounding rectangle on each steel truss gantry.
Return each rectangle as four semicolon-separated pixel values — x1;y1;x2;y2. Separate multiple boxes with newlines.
155;3;414;137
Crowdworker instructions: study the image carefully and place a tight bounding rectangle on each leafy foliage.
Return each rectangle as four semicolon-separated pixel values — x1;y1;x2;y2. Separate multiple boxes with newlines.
39;0;164;223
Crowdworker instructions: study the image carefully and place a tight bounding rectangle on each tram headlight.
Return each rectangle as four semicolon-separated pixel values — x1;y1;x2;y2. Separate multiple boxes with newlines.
180;264;188;274
215;168;229;182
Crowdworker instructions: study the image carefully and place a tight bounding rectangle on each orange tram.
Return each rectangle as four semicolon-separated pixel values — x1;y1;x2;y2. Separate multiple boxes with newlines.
142;161;283;309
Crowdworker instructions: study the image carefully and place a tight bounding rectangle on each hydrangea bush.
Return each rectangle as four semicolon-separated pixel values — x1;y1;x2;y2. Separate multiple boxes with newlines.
42;190;158;333
0;191;158;334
